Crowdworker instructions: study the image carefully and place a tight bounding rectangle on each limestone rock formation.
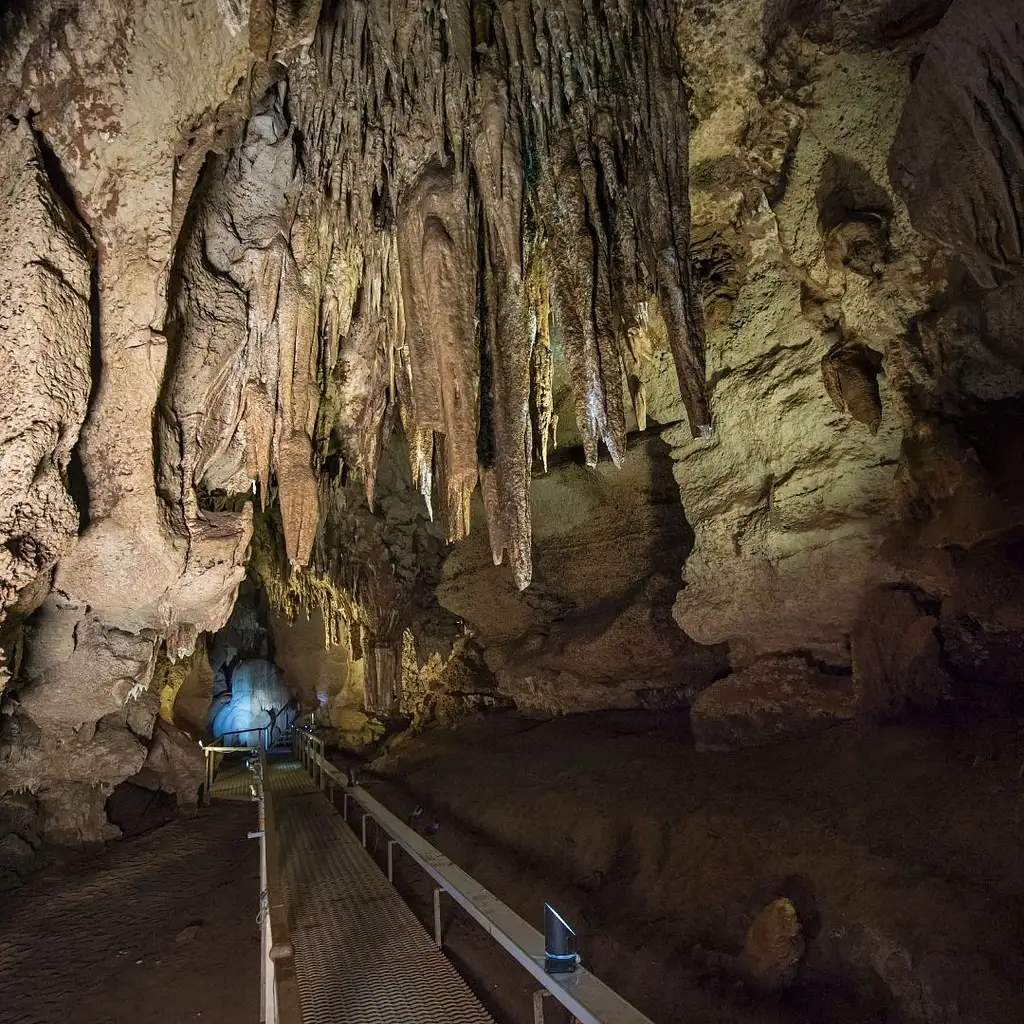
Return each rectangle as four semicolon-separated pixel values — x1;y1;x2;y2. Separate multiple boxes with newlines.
891;0;1024;286
852;587;951;718
738;897;806;992
821;339;885;434
142;720;204;805
0;715;147;793
670;0;1024;689
439;434;728;713
36;783;120;846
0;0;315;842
0;120;92;635
0;0;1023;867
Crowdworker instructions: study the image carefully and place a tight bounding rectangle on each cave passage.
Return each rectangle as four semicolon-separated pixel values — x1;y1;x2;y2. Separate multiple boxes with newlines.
203;583;304;748
2;0;1024;1022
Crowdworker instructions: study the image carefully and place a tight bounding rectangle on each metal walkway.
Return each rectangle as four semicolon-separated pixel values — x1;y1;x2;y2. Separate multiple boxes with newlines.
266;760;495;1024
209;759;256;801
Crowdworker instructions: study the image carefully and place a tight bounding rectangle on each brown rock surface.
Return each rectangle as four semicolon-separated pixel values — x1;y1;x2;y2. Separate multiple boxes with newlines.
35;783;119;845
16;602;157;730
0;0;1023;879
0;716;146;793
890;0;1024;285
690;657;856;751
0;121;92;620
852;588;950;718
439;434;727;713
142;719;204;805
739;897;806;992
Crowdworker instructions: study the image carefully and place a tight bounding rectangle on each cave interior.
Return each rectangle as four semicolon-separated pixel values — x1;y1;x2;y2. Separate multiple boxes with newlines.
1;0;1024;1022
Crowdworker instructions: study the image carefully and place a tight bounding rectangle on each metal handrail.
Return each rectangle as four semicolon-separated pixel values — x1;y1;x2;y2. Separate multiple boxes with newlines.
201;743;254;806
253;750;303;1024
197;743;301;1023
294;729;654;1024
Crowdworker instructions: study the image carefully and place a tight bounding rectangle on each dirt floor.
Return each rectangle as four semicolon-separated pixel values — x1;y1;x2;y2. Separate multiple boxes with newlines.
0;803;259;1024
350;709;1024;1024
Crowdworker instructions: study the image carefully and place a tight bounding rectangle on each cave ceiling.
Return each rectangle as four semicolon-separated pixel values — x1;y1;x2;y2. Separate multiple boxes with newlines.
155;0;714;596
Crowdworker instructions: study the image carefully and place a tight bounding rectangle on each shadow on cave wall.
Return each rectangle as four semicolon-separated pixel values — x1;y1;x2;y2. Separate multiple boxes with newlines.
439;423;729;711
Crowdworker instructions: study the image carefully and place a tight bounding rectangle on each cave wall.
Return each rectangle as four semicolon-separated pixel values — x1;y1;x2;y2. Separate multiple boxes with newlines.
671;0;1024;738
0;0;1023;845
672;41;923;666
440;432;728;712
0;0;319;844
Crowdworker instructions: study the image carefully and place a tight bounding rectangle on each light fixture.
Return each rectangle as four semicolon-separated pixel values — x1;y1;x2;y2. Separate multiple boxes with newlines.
543;903;578;975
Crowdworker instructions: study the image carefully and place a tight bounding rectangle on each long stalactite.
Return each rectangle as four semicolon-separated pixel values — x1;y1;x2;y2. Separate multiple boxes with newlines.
160;0;711;591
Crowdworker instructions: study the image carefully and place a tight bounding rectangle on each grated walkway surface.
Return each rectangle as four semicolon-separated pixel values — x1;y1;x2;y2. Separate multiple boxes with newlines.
210;758;257;801
269;759;495;1024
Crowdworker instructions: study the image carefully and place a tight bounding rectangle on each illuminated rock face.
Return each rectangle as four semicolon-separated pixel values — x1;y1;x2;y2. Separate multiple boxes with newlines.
1;0;1024;847
208;659;294;747
0;0;316;844
155;0;712;595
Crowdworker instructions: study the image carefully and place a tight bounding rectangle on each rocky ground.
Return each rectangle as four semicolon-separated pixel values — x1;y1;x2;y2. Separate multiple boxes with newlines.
3;707;1022;1024
360;709;1024;1024
0;803;258;1024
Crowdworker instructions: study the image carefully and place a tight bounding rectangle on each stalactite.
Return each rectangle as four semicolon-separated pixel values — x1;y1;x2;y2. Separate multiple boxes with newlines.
538;143;625;468
473;66;533;589
164;0;710;592
397;162;479;537
407;423;435;521
287;0;708;590
527;237;554;473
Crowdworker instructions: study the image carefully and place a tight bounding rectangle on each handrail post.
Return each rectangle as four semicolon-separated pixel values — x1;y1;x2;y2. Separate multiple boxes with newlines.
433;887;443;948
336;782;657;1024
533;990;552;1024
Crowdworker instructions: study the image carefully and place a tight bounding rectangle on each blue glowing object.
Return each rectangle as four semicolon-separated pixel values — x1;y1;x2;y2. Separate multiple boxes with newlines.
207;658;295;747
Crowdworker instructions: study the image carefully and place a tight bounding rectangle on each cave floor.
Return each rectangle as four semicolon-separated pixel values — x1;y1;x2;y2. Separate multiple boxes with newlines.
0;803;258;1024
358;710;1024;1024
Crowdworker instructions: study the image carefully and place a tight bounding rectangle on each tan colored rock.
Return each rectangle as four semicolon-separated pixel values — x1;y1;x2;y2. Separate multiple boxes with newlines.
143;719;204;804
0;0;321;670
0;1;327;824
272;608;353;712
0;716;146;793
440;434;727;713
326;705;385;754
672;46;932;665
0;120;92;619
690;657;856;751
166;648;216;741
16;600;157;730
35;783;119;845
738;897;805;992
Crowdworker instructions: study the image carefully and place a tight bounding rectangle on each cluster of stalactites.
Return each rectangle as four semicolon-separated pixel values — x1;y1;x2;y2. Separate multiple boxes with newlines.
279;0;709;589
